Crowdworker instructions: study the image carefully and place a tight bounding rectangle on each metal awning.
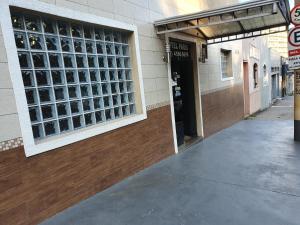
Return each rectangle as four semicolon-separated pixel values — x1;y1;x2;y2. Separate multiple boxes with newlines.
154;0;290;44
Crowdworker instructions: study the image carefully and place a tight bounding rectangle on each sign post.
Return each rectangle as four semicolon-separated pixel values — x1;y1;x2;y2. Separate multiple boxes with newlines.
289;4;300;141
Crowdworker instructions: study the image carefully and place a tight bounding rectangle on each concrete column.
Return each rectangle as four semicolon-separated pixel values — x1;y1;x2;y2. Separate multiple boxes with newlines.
295;70;300;141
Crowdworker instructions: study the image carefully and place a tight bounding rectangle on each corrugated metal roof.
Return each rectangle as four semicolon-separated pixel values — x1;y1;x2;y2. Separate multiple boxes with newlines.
154;0;290;44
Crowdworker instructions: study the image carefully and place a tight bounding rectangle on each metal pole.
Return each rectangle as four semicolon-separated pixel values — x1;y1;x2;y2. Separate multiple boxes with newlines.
295;70;300;141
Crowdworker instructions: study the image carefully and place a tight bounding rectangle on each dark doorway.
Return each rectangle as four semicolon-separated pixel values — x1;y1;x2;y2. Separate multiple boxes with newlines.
170;40;197;149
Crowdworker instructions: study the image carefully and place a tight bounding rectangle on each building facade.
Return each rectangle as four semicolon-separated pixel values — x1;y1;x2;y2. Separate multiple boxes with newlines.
0;0;290;224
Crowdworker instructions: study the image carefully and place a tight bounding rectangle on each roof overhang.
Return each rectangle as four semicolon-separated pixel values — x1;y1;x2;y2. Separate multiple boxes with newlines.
154;0;291;44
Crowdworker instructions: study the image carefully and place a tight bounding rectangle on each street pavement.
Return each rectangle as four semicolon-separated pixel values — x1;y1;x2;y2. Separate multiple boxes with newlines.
41;98;300;225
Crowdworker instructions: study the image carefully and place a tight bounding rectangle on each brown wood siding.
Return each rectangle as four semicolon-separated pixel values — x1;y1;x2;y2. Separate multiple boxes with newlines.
0;105;174;225
202;84;244;137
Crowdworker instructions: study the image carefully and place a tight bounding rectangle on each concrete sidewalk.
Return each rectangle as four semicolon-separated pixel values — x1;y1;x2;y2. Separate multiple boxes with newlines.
250;96;294;120
41;120;300;225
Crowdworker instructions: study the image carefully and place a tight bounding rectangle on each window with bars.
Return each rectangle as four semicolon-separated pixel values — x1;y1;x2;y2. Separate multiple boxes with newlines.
220;49;232;80
11;11;136;140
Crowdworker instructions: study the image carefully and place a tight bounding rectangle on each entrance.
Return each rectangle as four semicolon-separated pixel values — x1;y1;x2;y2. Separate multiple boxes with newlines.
170;40;197;149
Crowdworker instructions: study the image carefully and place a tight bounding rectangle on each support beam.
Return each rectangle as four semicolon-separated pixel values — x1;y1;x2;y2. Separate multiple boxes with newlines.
295;70;300;141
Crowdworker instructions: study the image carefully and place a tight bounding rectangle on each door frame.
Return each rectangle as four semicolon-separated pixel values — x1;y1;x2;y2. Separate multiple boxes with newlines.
165;33;204;154
243;61;250;116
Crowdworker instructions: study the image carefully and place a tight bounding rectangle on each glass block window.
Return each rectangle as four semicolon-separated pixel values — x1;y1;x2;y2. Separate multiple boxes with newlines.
11;11;136;140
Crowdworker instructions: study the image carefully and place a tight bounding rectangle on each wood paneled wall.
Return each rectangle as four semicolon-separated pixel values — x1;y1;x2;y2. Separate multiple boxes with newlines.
0;106;174;225
202;84;245;137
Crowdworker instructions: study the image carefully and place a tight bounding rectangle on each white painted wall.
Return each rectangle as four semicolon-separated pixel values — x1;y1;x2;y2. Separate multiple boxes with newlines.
0;0;246;143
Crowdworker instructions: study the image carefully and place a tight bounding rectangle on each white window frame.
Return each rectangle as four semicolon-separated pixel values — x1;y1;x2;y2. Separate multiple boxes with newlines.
220;48;233;81
0;0;147;157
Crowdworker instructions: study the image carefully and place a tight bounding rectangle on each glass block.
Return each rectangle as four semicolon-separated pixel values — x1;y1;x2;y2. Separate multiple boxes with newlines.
122;45;129;56
104;31;113;42
70;101;81;114
41;104;55;119
125;70;132;80
107;57;115;68
54;87;67;101
51;70;65;85
119;82;125;93
72;115;83;129
80;85;91;97
48;53;62;68
84;113;94;126
63;54;75;68
25;89;37;105
66;70;77;84
57;103;69;117
100;70;108;82
76;55;87;68
35;70;51;86
115;44;122;55
128;92;134;103
14;32;27;49
103;96;110;108
28;33;44;50
82;99;93;111
106;44;114;55
121;34;129;44
112;94;119;106
29;107;41;122
95;29;104;40
78;70;89;83
86;41;95;54
101;83;110;95
122;105;129;116
95;111;104;123
98;56;107;68
111;82;118;94
120;94;127;104
88;56;97;68
105;109;113;120
22;71;35;87
61;38;73;52
113;32;122;43
43;20;56;34
18;52;31;68
93;98;103;110
124;57;130;68
126;81;134;92
96;42;105;54
116;57;124;68
32;53;47;68
118;70;125;81
59;118;71;132
39;88;53;103
44;121;57;136
74;39;85;53
68;85;80;99
25;16;41;32
11;14;24;30
90;70;99;82
71;24;83;37
129;104;135;114
92;84;101;96
84;27;93;39
114;107;121;118
45;36;59;51
109;70;117;81
32;124;43;139
58;22;70;36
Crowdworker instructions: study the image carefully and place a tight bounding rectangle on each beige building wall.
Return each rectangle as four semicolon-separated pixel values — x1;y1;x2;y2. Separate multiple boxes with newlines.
0;0;245;144
266;31;288;58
